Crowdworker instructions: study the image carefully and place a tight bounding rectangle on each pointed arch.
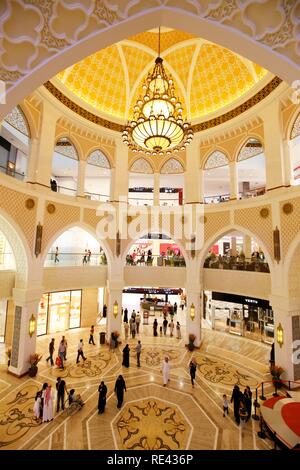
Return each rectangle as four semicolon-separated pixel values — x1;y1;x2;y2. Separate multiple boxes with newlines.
204;150;229;170
199;224;273;278
87;149;111;169
41;222;113;272
160;158;184;174
3;105;31;138
54;136;79;160
130;157;154;174
236;137;264;162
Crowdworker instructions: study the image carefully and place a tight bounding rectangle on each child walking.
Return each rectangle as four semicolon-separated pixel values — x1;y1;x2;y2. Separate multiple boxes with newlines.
223;394;229;417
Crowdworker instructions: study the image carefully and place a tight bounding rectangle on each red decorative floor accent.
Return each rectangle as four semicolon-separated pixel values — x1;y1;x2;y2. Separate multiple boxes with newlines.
263;396;285;409
281;403;300;437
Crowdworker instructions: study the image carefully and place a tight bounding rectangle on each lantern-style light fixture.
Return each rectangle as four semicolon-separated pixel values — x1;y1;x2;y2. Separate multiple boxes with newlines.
113;301;118;318
29;314;36;337
276;323;283;348
190;303;195;321
122;27;193;156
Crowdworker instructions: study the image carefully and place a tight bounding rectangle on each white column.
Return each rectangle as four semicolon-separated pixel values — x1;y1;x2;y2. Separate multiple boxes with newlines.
260;100;285;192
110;138;128;203
110;168;116;201
231;237;237;256
185;283;202;347
153;172;160;206
184;139;203;203
270;294;300;384
229;161;239;200
283;139;293;186
77;160;87;197
243;235;252;259
27;102;59;188
106;279;123;343
8;287;43;377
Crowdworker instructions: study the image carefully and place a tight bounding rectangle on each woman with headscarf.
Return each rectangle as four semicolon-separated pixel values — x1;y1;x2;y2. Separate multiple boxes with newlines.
98;381;108;414
162;356;170;387
122;344;130;368
114;375;126;409
153;318;158;337
42;385;53;422
189;357;197;387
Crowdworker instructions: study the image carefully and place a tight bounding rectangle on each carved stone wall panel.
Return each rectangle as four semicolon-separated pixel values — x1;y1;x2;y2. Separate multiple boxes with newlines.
11;306;22;368
280;196;300;256
204;211;230;243
234;205;273;260
42;201;80;252
0;186;37;252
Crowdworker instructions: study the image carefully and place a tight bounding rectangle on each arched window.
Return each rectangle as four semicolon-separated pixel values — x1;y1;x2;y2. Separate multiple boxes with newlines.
237;138;266;198
52;138;79;195
125;232;185;267
0;106;30;180
204;151;230;203
160;158;184;207
128;158;154;206
85;149;111;201
290;112;300;183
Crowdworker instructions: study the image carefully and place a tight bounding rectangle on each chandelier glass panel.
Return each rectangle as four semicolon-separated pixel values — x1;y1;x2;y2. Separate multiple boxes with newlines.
122;29;193;156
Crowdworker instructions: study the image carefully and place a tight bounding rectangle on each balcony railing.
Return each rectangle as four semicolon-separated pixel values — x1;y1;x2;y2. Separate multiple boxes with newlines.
84;192;109;202
125;254;186;267
0;165;25;181
204;187;266;204
204;255;270;273
45;252;107;267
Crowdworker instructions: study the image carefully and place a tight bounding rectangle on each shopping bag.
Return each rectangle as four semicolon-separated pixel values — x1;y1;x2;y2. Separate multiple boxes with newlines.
55;356;61;367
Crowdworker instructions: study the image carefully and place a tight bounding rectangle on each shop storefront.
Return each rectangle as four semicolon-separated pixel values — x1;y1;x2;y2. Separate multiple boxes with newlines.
0;299;7;342
37;290;82;336
204;291;274;344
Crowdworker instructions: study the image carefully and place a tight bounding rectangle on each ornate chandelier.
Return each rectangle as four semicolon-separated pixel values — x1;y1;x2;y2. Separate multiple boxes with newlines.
122;28;193;156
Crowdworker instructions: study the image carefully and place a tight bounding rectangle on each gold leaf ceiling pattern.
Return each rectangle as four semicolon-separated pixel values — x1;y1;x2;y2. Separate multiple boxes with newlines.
55;29;268;122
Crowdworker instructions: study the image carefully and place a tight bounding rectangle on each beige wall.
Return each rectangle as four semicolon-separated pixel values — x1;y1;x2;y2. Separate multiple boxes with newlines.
81;288;99;328
0;271;15;298
43;266;107;292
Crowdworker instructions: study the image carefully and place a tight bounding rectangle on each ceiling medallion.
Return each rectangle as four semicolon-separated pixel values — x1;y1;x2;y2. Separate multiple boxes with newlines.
122;27;193;156
282;203;293;215
25;198;35;209
260;208;269;218
47;203;56;214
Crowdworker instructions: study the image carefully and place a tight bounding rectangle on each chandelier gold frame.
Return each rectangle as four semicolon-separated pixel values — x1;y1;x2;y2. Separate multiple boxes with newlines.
122;28;193;156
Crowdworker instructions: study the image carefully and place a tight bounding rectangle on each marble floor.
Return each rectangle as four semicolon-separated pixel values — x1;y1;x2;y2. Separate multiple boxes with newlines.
0;325;276;450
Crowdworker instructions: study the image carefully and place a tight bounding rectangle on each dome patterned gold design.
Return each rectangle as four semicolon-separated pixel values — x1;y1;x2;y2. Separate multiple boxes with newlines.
55;29;268;123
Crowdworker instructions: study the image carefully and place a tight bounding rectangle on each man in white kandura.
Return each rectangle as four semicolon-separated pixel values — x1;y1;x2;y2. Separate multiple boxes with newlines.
162;356;170;387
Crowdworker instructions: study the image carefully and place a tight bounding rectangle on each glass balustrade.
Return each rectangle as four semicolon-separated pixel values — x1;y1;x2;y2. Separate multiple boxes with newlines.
44;253;108;267
204;255;269;273
125;254;186;267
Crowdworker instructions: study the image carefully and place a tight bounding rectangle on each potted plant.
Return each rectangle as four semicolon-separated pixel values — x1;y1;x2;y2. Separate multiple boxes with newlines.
270;364;284;391
188;333;196;351
28;353;42;377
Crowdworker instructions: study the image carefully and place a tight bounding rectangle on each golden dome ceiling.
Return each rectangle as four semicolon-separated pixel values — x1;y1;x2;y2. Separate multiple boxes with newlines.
55;29;268;123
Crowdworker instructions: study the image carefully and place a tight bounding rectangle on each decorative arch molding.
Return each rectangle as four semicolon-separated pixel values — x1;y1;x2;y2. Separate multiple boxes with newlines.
87;149;111;169
54;136;79;160
130;157;154;174
3;105;31;138
204;150;229;170
0;210;29;288
199;224;274;279
236;137;264;162
0;4;298;120
283;230;300;296
160;158;185;174
41;222;113;273
290;112;300;141
121;229;190;269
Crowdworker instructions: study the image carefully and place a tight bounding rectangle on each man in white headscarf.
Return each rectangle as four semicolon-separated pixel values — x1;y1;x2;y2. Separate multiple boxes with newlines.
162;356;170;387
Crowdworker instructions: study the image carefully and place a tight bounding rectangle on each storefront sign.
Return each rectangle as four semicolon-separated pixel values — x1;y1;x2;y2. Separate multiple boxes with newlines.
212;291;269;309
123;287;181;295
